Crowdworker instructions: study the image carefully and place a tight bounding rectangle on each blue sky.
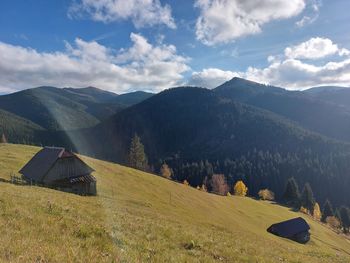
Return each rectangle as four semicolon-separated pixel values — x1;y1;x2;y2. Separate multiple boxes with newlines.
0;0;349;93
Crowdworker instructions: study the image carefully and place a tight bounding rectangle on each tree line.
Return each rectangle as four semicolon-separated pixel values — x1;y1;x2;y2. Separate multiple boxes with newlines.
127;133;350;234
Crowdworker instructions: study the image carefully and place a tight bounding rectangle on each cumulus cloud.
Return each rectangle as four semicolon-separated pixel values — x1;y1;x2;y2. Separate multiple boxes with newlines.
189;37;350;89
0;33;189;93
194;0;306;45
245;58;350;89
189;68;240;88
68;0;176;29
285;37;350;59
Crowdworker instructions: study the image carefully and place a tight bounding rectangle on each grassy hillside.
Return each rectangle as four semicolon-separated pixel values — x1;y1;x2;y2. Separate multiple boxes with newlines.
0;144;350;262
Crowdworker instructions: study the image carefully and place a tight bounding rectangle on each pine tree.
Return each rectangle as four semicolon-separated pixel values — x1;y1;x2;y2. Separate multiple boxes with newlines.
339;206;350;233
160;163;172;179
127;134;148;171
301;183;315;213
313;202;322;221
283;177;300;208
234;180;248;196
1;133;7;144
321;199;334;223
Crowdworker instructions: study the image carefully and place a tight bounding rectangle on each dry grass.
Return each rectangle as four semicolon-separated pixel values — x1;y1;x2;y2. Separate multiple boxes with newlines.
1;143;350;262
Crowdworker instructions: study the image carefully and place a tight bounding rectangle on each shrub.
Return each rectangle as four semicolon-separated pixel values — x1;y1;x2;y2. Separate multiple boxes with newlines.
300;206;310;215
160;163;172;179
326;216;341;229
200;184;207;192
258;189;274;201
234;181;248;196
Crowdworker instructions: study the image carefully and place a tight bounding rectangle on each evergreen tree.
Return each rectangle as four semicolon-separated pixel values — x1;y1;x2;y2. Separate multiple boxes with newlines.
300;183;315;213
283;177;300;208
339;206;350;233
127;134;148;171
321;199;334;223
1;133;7;143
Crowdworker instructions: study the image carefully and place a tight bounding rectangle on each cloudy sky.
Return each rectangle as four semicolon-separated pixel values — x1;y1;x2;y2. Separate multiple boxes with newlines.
0;0;349;93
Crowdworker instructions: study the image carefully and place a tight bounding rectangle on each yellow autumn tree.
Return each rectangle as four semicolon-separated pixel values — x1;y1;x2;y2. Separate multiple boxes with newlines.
234;180;248;196
313;202;322;221
160;163;172;179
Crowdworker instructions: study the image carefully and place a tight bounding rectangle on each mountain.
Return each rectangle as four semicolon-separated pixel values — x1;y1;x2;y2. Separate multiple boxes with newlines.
1;144;349;262
110;91;154;106
82;86;350;207
63;86;119;102
305;86;350;111
0;86;152;131
0;86;100;130
2;82;350;207
215;77;350;142
0;109;44;144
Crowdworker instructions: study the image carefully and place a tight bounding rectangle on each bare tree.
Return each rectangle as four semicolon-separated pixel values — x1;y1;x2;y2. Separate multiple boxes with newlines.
210;174;228;195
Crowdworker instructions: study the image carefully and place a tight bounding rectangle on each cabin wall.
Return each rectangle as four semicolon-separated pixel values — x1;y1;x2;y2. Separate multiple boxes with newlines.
43;157;92;184
59;181;97;195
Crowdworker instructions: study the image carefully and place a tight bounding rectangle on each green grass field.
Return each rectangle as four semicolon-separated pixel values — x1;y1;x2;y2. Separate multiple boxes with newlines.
0;143;350;262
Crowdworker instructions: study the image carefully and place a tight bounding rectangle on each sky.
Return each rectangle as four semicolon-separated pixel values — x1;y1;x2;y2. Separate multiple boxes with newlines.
0;0;349;94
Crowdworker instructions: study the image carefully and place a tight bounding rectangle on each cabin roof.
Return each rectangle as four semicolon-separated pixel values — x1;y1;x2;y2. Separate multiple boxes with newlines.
19;147;94;182
267;217;310;238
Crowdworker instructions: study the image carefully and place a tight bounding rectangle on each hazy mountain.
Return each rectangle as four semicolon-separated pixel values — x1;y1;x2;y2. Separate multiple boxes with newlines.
305;86;350;111
0;109;44;144
215;77;350;142
63;86;119;103
110;91;154;106
0;86;153;131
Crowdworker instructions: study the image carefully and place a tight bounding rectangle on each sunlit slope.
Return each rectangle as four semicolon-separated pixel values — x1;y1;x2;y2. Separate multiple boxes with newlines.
0;144;349;262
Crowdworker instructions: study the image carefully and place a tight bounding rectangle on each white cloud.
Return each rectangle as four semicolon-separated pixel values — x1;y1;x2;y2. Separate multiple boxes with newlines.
68;0;176;29
295;0;321;27
295;15;318;28
191;37;350;89
245;58;350;89
285;37;350;59
194;0;306;45
0;33;190;93
189;68;240;88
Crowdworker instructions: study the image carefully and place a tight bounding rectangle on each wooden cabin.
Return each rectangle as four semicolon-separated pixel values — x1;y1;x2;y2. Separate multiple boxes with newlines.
19;147;96;195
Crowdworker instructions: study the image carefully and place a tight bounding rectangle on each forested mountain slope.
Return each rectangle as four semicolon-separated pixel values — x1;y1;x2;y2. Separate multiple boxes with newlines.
215;78;350;142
